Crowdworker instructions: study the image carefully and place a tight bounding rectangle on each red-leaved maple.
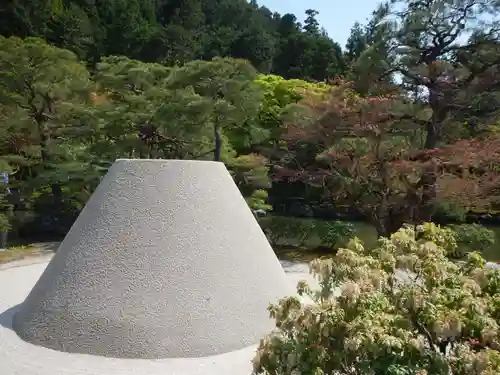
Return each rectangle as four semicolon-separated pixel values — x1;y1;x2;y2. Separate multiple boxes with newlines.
274;81;500;237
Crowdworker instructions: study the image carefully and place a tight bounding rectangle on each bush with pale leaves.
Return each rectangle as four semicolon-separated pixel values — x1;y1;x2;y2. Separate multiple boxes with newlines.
253;223;500;375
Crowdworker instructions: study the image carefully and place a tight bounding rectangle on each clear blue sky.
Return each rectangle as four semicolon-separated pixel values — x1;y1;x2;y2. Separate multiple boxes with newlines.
258;0;382;48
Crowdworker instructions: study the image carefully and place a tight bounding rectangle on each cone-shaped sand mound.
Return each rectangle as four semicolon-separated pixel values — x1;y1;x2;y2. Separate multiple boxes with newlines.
13;159;293;359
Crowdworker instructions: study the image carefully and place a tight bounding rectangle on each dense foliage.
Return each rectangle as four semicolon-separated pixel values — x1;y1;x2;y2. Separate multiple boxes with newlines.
0;0;345;80
275;81;500;236
254;223;500;375
0;0;499;243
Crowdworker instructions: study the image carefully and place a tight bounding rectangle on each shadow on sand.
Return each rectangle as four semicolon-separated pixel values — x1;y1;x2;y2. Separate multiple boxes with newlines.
0;304;21;331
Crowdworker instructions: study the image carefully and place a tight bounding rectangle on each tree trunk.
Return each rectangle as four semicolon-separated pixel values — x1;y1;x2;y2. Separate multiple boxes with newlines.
420;88;446;222
35;100;64;212
426;91;446;149
425;121;437;149
373;193;393;238
375;219;391;238
36;116;50;163
214;121;221;162
374;214;406;238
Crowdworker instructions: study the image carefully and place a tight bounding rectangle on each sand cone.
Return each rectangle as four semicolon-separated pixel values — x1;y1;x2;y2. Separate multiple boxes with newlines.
13;159;293;359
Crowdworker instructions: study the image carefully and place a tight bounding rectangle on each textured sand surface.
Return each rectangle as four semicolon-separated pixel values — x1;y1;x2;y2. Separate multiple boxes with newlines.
0;259;314;375
12;159;295;359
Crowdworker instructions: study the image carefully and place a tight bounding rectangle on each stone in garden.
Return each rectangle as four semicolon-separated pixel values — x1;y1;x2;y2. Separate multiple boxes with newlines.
12;159;293;359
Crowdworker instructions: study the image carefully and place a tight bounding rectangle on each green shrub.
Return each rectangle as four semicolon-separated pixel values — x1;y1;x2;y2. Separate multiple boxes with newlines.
450;223;495;257
247;189;272;211
315;220;354;249
262;217;355;249
435;200;467;222
0;213;10;232
262;216;316;247
261;216;291;245
253;223;500;375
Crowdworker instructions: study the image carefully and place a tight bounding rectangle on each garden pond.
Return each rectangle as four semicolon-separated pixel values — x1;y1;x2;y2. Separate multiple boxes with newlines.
261;216;500;264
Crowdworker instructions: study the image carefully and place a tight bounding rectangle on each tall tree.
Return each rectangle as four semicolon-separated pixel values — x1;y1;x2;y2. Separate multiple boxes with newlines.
93;55;214;160
303;9;320;35
273;11;346;81
346;3;396;95
167;58;263;161
0;36;92;166
0;36;94;227
155;0;205;64
45;3;94;61
304;35;345;81
0;0;60;37
359;0;500;222
229;2;276;73
91;0;157;59
345;22;367;63
387;0;500;149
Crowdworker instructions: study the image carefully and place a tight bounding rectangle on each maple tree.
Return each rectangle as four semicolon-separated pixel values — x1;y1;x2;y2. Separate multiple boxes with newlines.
274;81;500;237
